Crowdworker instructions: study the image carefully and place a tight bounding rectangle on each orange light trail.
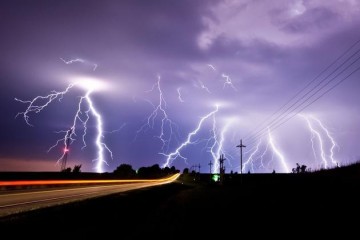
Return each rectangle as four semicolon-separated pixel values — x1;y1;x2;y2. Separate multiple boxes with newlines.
0;173;180;187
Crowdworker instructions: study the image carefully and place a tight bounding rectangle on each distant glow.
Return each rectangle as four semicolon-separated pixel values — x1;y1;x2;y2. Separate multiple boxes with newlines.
72;76;109;92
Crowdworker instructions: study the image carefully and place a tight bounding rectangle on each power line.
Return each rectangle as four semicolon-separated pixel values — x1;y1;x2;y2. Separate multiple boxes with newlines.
246;52;360;145
244;38;360;140
246;63;360;147
244;38;360;147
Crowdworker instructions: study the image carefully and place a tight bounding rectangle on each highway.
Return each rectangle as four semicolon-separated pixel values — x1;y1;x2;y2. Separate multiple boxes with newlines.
0;173;180;218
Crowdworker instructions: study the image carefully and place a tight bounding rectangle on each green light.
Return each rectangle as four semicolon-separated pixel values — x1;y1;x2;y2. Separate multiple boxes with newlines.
212;174;220;182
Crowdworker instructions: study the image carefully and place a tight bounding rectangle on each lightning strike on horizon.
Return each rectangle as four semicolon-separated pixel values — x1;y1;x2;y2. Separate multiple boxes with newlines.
301;115;328;169
136;76;177;152
177;88;185;103
311;116;339;166
208;118;233;173
160;105;219;168
301;115;339;169
268;128;289;173
221;73;237;91
309;127;318;162
15;81;112;173
259;140;269;169
243;139;262;173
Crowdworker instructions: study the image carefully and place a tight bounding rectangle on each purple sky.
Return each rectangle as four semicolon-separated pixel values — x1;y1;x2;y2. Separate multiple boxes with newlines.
1;0;360;173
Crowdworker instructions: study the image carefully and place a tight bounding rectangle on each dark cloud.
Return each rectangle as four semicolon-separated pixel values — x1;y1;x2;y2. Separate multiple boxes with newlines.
0;0;359;173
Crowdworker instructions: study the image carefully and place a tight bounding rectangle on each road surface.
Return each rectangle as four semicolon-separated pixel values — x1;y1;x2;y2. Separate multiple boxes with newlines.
0;173;180;218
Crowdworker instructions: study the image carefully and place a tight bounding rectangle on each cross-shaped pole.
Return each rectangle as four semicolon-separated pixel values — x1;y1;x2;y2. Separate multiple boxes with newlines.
236;139;246;174
208;160;213;174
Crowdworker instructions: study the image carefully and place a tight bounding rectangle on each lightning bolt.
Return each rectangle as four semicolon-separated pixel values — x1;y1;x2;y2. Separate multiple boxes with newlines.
310;116;338;166
16;81;112;173
15;83;76;126
177;87;184;103
160;105;219;168
300;115;339;169
60;58;85;65
243;139;262;173
207;64;216;71
198;80;211;94
259;140;269;169
60;57;98;71
268;128;289;173
221;73;237;91
208;118;233;173
136;75;177;152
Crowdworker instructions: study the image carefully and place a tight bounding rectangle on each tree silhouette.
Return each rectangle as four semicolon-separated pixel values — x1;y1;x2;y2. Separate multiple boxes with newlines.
113;164;136;178
72;164;82;173
61;167;71;173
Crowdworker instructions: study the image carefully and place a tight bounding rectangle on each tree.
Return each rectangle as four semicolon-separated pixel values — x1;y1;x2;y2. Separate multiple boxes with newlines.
183;168;189;174
72;164;82;173
113;164;136;178
61;167;71;173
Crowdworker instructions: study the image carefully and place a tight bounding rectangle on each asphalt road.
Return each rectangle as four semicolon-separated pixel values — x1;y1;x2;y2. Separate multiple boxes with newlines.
0;173;180;218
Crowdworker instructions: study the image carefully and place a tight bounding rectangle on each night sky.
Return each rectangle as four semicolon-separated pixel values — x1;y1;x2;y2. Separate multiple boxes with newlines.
1;0;360;173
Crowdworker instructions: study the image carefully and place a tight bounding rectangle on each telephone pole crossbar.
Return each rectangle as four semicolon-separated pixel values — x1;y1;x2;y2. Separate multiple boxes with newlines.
236;139;246;174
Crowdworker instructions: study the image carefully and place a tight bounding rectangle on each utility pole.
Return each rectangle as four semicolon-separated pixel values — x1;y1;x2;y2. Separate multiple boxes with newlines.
208;160;213;174
198;164;201;174
236;139;246;174
219;154;226;184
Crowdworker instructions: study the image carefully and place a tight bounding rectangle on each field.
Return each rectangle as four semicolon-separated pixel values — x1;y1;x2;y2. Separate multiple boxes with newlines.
0;164;359;237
